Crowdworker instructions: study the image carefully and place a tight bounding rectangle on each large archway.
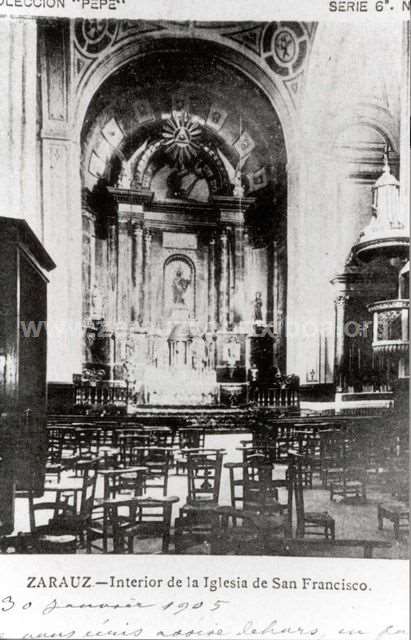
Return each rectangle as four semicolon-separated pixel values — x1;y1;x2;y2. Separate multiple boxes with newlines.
79;40;289;405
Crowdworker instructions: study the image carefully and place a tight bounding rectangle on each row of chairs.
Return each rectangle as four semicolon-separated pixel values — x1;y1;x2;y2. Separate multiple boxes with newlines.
13;420;407;554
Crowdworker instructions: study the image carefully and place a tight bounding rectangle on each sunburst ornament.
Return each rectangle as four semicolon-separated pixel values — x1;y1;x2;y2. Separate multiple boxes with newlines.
162;112;202;167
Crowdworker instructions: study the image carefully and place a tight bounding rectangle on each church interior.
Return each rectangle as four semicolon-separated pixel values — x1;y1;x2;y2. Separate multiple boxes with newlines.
0;17;409;556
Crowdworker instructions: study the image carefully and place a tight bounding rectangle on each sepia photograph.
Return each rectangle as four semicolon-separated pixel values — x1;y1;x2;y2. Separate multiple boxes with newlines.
0;9;409;576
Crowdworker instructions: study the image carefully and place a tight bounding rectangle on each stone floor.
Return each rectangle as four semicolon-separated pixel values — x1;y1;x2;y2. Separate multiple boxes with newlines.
12;433;409;558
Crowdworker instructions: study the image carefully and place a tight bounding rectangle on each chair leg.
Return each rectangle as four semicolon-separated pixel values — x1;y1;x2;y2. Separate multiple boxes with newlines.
393;516;400;541
162;531;170;553
174;518;183;554
377;506;384;530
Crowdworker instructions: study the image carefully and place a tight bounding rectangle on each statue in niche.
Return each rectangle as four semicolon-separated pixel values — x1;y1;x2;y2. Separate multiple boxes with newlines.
254;291;263;322
172;268;191;305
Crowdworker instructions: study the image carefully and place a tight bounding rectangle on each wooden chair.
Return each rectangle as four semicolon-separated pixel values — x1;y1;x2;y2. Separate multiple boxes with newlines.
210;507;263;555
377;471;409;540
45;428;64;482
321;429;367;503
210;506;285;556
174;449;225;553
175;428;206;475
27;494;78;553
48;458;99;547
0;533;28;553
130;446;173;496
145;427;175;448
106;495;179;553
119;433;150;467
292;453;335;540
74;427;100;460
319;428;346;487
86;466;147;553
378;502;409;540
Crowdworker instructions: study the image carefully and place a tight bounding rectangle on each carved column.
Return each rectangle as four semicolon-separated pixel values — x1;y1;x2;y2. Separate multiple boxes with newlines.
334;294;348;392
234;224;245;323
117;212;131;327
243;229;252;324
208;237;216;331
143;230;152;326
81;207;96;321
228;231;235;327
133;224;144;323
107;218;118;328
272;241;279;329
272;240;279;363
219;230;228;330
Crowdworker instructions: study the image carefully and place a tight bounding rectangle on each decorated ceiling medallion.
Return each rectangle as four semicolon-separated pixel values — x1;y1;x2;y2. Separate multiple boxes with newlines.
162;112;202;167
274;30;297;64
75;19;118;56
262;22;308;78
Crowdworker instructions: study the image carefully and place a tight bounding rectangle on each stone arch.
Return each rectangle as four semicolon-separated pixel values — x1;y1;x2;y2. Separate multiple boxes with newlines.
73;32;297;166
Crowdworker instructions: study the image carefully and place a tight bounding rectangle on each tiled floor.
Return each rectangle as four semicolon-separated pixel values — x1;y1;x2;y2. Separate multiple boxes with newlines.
12;433;409;558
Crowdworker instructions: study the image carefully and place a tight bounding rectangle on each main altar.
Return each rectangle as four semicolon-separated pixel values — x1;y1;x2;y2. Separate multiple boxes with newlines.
80;109;287;408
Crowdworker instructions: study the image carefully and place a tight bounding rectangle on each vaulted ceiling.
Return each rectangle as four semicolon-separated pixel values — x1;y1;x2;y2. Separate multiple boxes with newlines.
81;45;287;206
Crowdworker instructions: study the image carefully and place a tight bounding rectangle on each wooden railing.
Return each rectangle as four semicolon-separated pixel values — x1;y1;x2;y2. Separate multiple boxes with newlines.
250;385;300;409
73;380;128;414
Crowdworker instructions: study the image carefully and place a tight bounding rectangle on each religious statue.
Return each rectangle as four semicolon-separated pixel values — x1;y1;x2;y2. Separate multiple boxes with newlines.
233;168;245;198
117;163;132;189
172;269;191;305
254;291;263;322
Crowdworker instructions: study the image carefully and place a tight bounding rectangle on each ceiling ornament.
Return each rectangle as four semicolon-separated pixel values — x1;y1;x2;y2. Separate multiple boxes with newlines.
262;22;309;78
74;19;118;56
161;112;203;168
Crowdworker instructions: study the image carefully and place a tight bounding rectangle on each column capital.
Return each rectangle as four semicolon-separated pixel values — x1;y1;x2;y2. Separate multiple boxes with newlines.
335;294;350;307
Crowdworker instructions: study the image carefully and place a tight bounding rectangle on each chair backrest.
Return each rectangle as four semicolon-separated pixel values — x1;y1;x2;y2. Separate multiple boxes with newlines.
79;459;99;519
118;468;146;498
178;428;205;450
289;455;305;537
28;494;76;534
119;433;151;466
47;428;64;462
61;426;77;455
133;446;173;495
107;496;179;553
242;455;278;510
146;428;175;448
186;450;224;505
241;445;278;465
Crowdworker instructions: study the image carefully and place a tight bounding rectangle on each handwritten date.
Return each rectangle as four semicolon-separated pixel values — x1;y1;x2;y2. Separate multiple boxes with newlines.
0;595;229;617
